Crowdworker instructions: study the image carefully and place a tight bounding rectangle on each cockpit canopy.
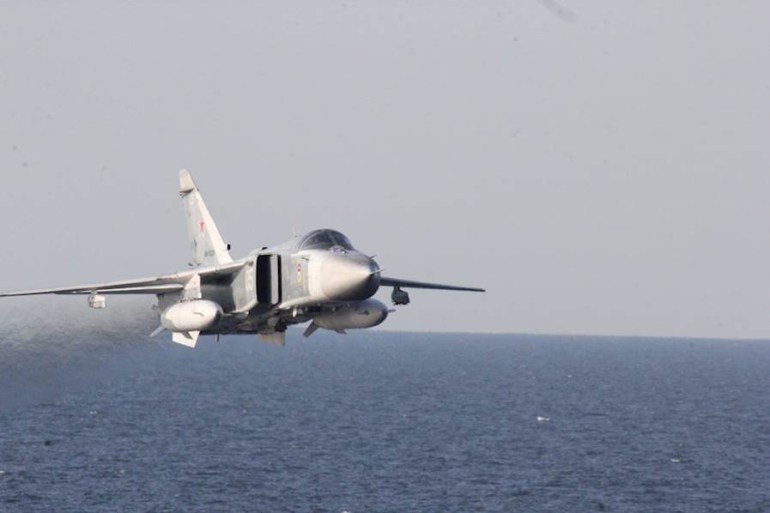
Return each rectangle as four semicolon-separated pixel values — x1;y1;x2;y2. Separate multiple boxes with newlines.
299;229;355;251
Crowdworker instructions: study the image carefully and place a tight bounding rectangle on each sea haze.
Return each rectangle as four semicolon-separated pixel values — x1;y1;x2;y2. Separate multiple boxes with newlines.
1;324;769;512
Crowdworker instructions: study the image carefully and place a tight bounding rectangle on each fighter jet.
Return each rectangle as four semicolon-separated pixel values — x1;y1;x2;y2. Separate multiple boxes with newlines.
0;170;484;347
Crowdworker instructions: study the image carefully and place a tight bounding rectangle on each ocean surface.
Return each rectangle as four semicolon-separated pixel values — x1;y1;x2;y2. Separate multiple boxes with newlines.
1;316;769;512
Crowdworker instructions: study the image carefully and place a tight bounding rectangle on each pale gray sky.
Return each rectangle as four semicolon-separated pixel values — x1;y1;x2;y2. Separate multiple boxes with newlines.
1;1;768;338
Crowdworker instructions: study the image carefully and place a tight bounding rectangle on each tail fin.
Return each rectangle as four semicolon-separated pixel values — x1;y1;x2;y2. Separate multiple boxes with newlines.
179;169;234;267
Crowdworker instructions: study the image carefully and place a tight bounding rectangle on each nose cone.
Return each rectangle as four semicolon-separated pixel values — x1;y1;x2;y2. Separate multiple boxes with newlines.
320;254;381;301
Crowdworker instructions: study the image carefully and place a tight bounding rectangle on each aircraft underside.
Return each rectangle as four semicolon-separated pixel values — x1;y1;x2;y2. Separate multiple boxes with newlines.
204;305;325;335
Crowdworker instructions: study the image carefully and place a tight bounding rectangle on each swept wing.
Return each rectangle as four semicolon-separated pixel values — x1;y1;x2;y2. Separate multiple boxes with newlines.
379;277;485;293
0;262;245;297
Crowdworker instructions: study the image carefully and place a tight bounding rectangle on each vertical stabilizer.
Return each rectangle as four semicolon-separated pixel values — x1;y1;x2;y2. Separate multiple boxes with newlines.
179;169;234;267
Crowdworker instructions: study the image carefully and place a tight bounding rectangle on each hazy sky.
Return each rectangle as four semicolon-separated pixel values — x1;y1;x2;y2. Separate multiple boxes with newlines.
1;1;768;338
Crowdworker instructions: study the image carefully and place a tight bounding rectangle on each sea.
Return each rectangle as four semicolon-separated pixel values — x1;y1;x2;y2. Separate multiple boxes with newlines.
1;311;769;512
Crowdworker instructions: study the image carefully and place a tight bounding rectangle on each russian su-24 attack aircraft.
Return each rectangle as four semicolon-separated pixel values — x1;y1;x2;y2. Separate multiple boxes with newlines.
0;170;484;347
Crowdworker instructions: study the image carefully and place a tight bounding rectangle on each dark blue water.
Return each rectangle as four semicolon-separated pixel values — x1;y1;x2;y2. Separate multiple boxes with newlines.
1;325;769;512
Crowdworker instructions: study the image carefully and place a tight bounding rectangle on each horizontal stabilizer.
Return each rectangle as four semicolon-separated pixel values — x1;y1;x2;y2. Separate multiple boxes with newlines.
172;330;200;348
303;322;320;338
